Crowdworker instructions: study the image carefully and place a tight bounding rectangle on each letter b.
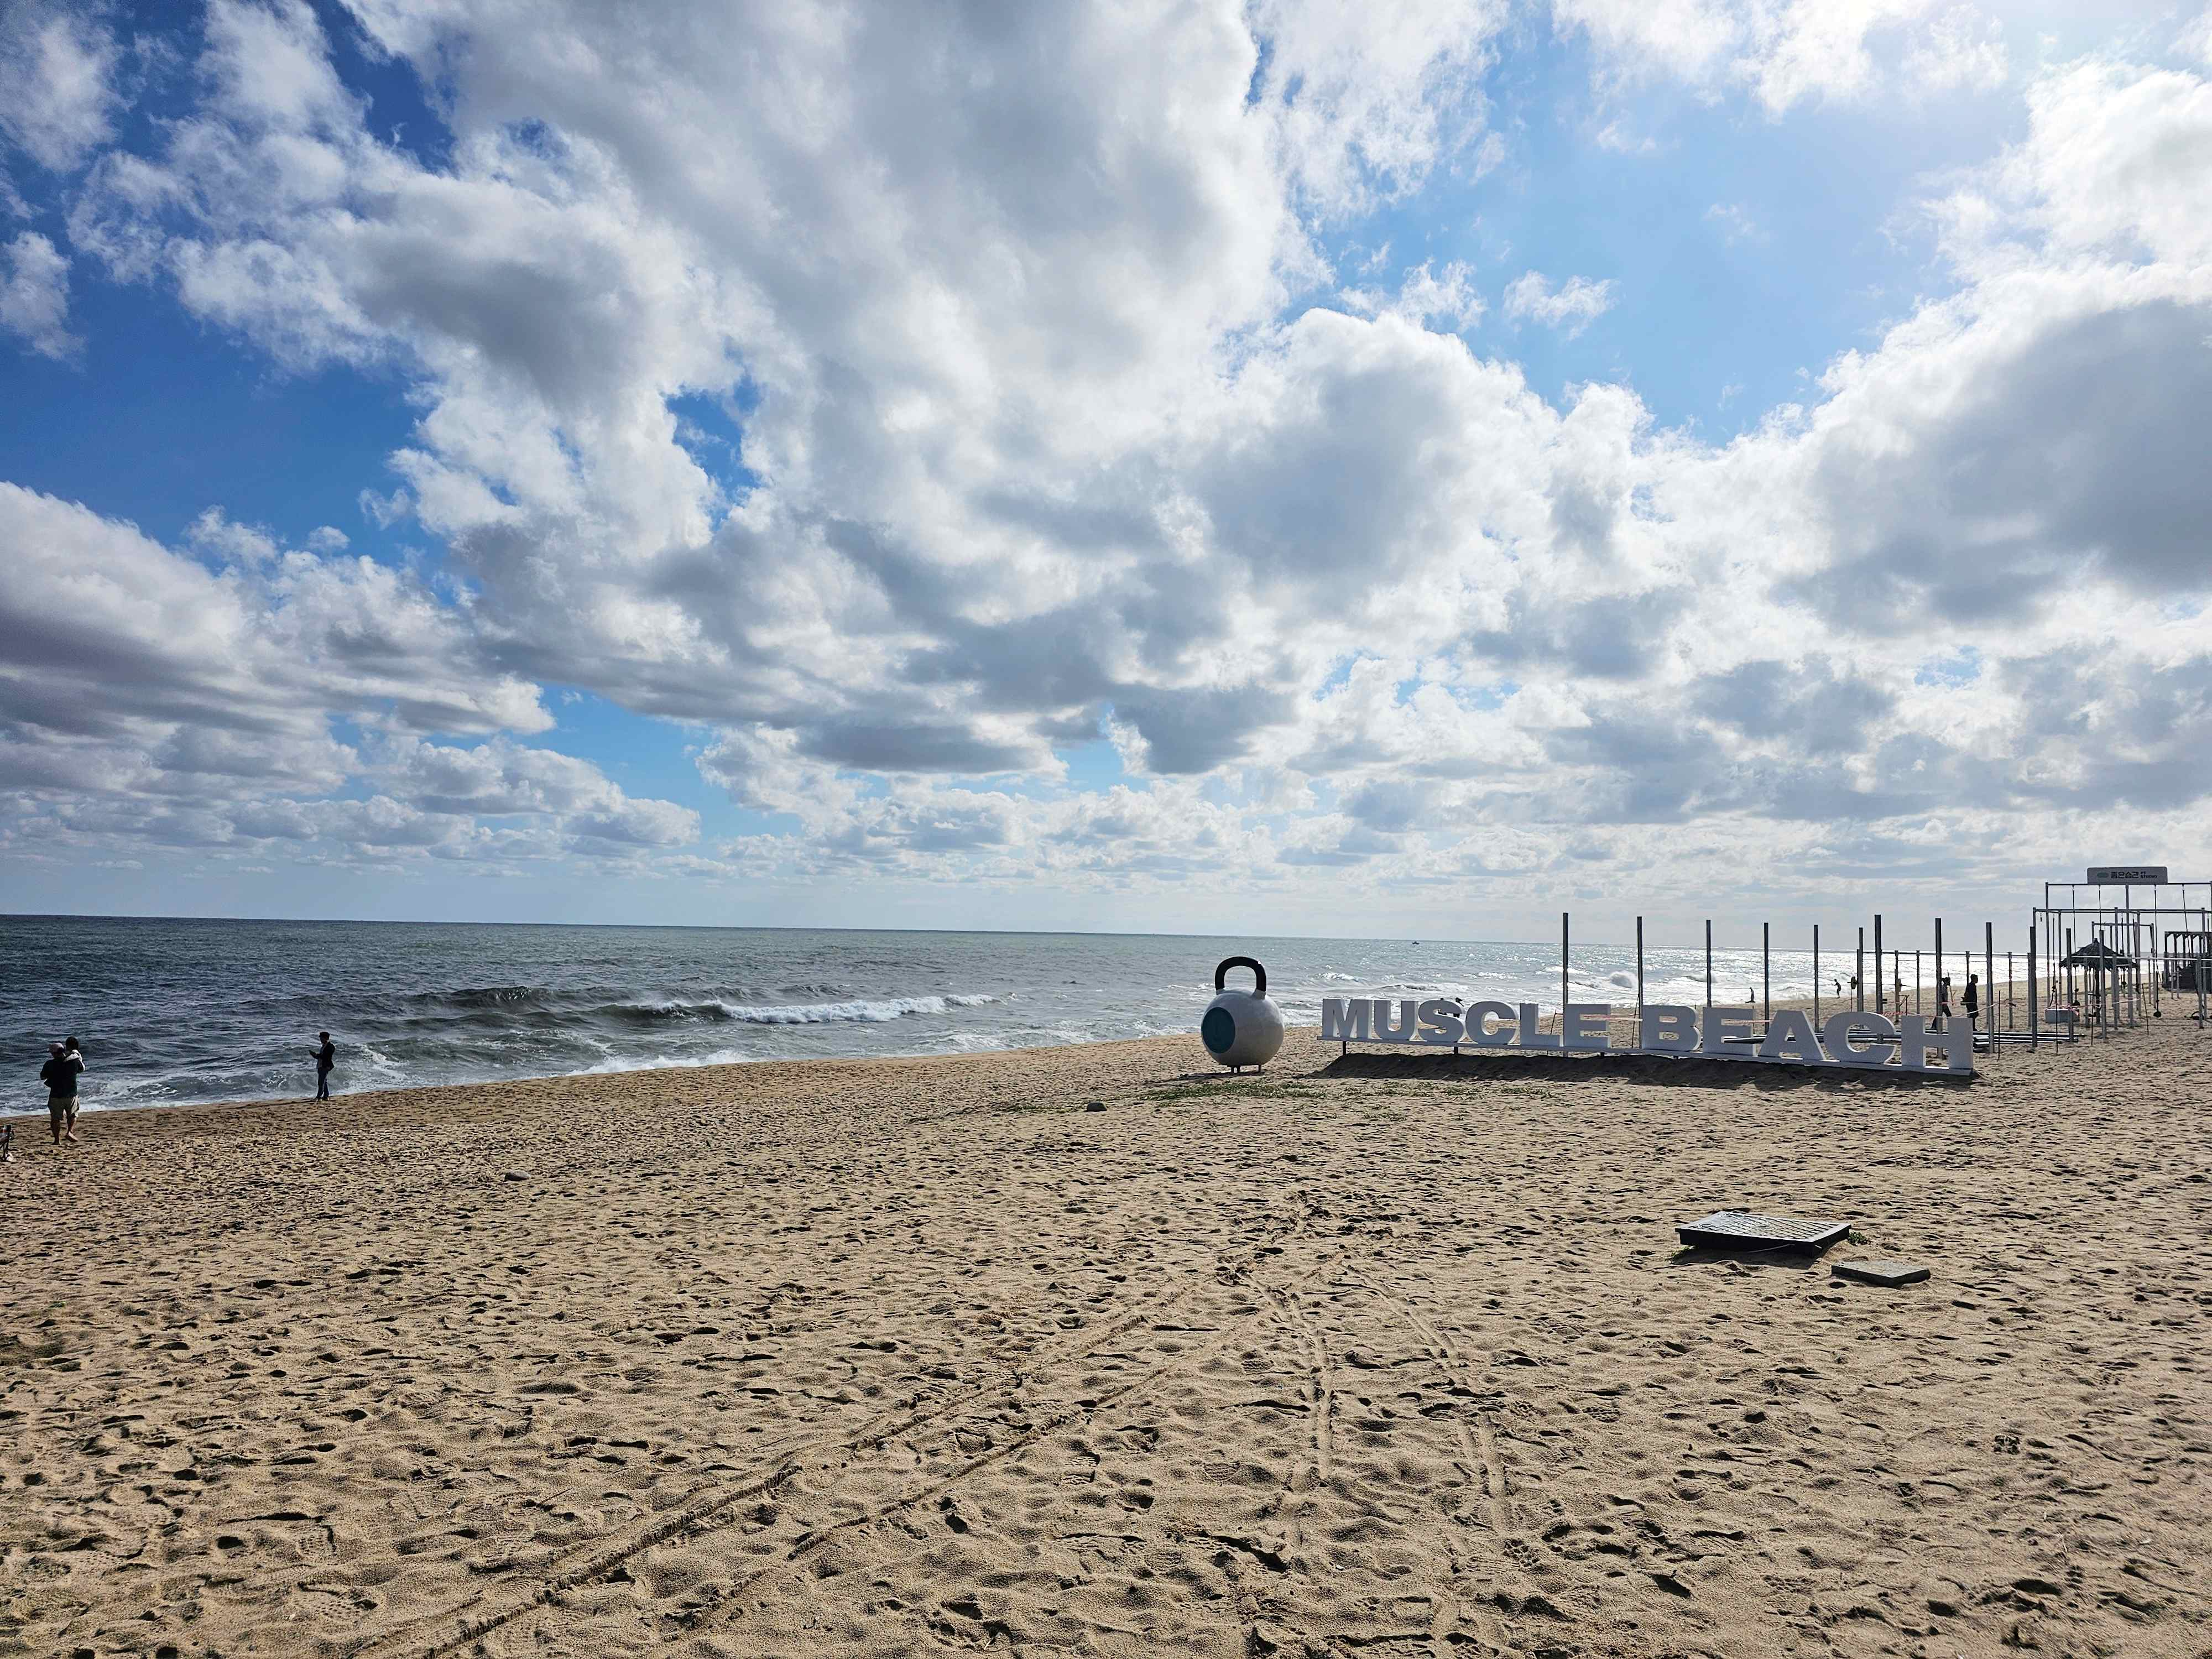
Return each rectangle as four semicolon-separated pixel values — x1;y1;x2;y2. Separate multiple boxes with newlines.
1641;1005;1698;1052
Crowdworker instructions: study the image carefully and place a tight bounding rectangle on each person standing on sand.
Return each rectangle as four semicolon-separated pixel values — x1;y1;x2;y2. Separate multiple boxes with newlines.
1937;976;1953;1022
39;1041;83;1145
310;1031;336;1100
1963;973;1980;1032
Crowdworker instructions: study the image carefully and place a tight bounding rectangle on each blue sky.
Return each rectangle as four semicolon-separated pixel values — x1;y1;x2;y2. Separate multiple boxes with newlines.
3;0;2210;936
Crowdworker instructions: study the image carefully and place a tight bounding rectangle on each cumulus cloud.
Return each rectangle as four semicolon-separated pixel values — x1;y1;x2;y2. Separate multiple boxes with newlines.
0;484;696;867
0;232;75;357
0;2;122;172
1342;259;1486;330
1503;269;1619;336
1553;0;2010;112
2181;8;2212;70
2;1;2209;909
1251;0;1508;216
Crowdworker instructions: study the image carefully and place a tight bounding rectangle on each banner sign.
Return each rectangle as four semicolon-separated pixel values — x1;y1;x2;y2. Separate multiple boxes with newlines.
2086;866;2168;884
1320;998;1974;1076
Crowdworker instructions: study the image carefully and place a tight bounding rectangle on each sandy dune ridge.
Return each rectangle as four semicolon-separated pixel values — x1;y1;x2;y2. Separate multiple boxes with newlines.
3;1011;2208;1657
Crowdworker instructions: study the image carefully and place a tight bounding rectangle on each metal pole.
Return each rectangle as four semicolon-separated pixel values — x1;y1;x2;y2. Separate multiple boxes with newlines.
1935;917;1945;1026
1704;920;1712;1011
1856;928;1865;1012
1813;925;1820;1026
2132;917;2142;1025
1762;922;1770;1024
2028;922;2038;1051
1915;948;1922;1015
1636;915;1645;1030
2147;893;2159;1017
1874;914;1884;1012
1561;911;1569;1038
2007;950;2015;1031
1985;921;1995;1045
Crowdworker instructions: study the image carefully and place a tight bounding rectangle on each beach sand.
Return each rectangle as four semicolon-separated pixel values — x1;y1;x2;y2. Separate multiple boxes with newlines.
4;1009;2208;1657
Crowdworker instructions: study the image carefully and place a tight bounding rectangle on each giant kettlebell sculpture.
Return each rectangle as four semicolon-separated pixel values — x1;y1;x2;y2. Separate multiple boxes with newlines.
1202;956;1285;1072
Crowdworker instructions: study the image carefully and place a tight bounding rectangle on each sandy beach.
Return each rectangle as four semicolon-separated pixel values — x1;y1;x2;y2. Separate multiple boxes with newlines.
4;1011;2208;1658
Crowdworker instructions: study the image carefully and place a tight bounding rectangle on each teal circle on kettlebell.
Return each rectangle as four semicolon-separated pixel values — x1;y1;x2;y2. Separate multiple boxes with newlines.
1201;1007;1236;1054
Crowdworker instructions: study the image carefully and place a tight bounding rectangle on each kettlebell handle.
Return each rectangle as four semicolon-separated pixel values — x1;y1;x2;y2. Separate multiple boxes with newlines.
1214;956;1266;997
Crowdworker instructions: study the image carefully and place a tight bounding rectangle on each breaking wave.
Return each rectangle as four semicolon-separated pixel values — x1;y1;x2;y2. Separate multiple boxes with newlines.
623;993;1001;1025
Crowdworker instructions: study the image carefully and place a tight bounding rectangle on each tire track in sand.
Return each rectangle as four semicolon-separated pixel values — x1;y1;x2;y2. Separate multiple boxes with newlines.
576;1241;1355;1651
1266;1283;1335;1491
1344;1271;1554;1655
345;1224;1335;1659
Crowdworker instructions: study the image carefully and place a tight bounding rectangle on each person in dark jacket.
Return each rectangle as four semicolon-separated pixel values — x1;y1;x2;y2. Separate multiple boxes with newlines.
1962;973;1980;1031
39;1040;84;1145
310;1032;336;1100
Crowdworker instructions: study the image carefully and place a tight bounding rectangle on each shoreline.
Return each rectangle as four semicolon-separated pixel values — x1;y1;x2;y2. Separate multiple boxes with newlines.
10;976;2091;1129
2;1032;1215;1133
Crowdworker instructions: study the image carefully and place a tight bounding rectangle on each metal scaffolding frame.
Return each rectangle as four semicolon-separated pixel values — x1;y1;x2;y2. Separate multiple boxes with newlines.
2036;875;2211;1037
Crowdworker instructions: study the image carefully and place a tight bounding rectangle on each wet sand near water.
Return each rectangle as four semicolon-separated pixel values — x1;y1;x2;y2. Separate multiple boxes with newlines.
3;1014;2207;1657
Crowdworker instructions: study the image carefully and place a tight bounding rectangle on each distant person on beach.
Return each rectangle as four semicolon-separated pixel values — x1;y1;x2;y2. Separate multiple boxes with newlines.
39;1040;83;1145
1963;973;1980;1031
310;1031;336;1100
1937;976;1953;1020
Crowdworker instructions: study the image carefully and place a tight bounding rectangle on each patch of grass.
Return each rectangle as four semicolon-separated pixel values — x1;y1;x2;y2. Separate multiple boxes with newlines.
1151;1080;1313;1104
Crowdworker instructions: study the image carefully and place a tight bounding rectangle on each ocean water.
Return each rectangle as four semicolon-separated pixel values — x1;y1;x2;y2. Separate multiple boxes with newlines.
2;916;1828;1112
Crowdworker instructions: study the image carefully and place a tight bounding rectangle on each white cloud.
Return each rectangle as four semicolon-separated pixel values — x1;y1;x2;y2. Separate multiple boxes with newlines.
1339;258;1485;328
0;231;75;357
1552;0;1743;86
1704;201;1766;246
2180;8;2212;69
1999;61;2212;267
1554;0;2011;113
0;484;542;750
0;485;696;867
1901;5;2009;97
1503;269;1619;335
1250;0;1509;217
0;3;122;172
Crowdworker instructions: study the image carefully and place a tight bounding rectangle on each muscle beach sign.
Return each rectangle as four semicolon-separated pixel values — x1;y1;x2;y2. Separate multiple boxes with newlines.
1320;998;1975;1077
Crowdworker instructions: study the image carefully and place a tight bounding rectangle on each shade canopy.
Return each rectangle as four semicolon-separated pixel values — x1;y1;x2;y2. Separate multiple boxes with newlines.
2061;938;2138;968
